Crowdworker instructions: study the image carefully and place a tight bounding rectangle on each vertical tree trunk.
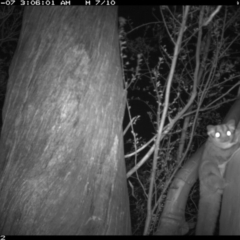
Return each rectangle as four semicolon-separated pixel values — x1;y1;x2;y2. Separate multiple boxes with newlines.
220;149;240;235
0;6;131;235
219;99;240;235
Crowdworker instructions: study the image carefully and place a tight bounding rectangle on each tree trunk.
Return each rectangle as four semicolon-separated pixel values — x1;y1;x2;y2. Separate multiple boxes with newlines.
0;6;131;235
213;96;240;235
220;121;240;234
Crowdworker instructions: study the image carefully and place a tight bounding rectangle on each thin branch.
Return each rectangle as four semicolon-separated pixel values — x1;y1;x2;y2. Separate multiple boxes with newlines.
160;6;176;45
144;6;190;235
123;115;139;136
203;6;222;26
205;81;240;109
126;21;160;35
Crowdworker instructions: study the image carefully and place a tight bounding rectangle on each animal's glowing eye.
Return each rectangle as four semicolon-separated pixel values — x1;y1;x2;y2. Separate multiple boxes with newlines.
227;130;231;136
215;132;221;138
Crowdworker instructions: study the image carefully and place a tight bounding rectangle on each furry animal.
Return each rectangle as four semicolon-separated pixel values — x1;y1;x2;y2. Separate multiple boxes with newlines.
196;119;240;235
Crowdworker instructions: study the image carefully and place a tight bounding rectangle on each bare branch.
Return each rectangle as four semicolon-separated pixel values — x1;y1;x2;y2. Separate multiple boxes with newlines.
144;6;190;235
203;6;222;26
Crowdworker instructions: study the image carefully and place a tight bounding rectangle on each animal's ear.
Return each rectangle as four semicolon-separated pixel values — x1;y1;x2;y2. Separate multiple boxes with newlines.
226;119;236;129
207;125;215;136
237;121;240;130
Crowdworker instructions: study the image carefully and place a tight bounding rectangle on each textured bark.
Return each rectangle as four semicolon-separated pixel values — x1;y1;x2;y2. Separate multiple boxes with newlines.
220;148;240;235
0;7;131;235
220;98;240;235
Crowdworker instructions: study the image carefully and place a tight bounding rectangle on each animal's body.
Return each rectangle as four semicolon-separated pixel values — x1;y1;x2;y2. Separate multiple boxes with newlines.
196;120;240;235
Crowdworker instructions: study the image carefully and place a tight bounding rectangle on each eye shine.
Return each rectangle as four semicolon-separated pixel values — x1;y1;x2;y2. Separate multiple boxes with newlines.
196;119;240;235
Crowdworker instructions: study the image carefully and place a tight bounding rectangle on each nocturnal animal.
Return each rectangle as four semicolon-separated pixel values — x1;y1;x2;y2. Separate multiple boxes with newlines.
196;119;240;235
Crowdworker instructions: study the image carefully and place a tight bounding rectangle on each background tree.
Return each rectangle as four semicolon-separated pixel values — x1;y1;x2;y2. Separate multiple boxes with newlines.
0;6;131;234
